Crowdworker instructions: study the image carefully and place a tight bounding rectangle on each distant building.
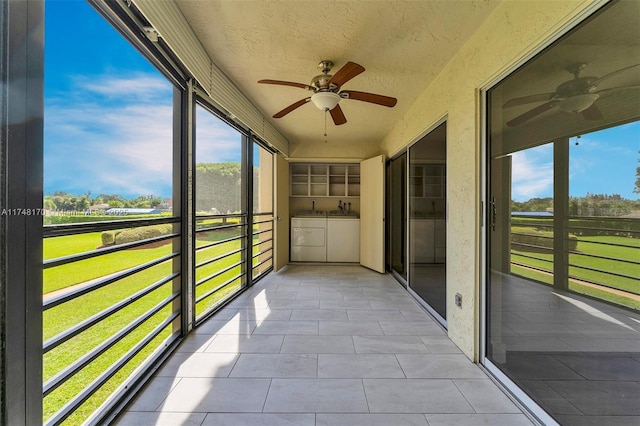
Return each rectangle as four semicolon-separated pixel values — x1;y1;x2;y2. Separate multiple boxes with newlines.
105;208;161;215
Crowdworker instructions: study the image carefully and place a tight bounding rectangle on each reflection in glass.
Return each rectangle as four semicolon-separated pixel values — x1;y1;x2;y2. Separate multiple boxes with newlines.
486;2;640;424
194;104;246;319
252;142;274;278
388;154;407;280
409;122;447;322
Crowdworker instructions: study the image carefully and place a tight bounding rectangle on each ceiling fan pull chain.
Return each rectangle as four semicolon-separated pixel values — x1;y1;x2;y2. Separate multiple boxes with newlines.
324;110;328;137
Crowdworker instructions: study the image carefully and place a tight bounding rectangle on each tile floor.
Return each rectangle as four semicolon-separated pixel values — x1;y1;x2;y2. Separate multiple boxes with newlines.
115;264;533;426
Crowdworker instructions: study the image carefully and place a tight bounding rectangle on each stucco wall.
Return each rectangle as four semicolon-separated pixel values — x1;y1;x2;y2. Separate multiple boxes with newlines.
381;0;595;360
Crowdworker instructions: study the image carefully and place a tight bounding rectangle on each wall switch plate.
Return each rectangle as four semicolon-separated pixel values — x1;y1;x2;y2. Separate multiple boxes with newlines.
455;293;462;308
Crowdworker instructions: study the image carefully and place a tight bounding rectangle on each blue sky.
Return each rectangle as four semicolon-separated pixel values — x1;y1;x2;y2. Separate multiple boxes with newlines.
45;1;639;202
44;0;241;199
511;122;640;201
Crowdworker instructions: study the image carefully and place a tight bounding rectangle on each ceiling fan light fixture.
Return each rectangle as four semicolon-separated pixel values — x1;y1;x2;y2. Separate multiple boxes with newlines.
311;92;341;111
557;93;599;113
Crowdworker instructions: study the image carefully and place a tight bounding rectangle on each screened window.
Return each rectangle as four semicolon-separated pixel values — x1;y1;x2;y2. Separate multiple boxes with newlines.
43;1;181;424
194;103;247;321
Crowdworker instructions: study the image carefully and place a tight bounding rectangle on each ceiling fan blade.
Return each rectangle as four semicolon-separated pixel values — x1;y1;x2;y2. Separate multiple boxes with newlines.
506;101;556;127
330;104;347;125
597;85;640;95
327;62;365;88
503;92;555;108
591;63;640;87
340;90;397;107
273;98;310;118
581;104;603;121
258;79;313;91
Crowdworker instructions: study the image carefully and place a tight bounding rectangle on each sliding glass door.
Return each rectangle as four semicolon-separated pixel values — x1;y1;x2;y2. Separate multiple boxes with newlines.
485;2;640;424
409;122;447;324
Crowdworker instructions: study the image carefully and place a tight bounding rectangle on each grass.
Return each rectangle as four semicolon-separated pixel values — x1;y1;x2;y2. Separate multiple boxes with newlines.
42;223;260;424
511;232;639;309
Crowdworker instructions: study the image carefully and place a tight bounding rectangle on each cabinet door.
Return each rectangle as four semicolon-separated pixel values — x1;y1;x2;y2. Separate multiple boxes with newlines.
275;154;290;270
360;155;385;273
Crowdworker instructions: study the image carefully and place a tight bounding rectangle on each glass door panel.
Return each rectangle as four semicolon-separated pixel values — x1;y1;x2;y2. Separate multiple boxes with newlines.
408;122;447;323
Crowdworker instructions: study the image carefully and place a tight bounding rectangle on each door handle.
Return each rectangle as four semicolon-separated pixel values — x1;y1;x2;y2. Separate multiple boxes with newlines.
489;196;496;231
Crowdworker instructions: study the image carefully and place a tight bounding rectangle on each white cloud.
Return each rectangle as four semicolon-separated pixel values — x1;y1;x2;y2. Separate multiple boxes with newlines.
195;105;243;163
75;73;170;100
45;74;175;197
510;147;554;201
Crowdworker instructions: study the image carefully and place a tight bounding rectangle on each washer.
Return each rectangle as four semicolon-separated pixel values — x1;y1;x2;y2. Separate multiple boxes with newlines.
291;217;327;262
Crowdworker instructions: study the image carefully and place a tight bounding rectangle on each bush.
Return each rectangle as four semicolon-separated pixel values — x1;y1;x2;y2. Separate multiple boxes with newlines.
115;224;173;245
101;231;115;246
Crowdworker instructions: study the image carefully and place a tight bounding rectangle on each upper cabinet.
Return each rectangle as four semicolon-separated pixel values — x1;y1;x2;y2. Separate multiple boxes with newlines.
410;164;445;198
291;163;360;197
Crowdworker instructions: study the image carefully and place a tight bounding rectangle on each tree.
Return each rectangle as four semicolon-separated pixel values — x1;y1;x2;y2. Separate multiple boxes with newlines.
195;162;242;213
634;151;640;194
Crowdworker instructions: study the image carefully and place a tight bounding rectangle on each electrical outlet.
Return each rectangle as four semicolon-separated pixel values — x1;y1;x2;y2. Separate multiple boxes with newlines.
455;293;462;308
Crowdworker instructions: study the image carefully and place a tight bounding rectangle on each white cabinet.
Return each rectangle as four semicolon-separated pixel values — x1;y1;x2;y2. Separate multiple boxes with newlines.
291;163;360;197
410;219;446;264
291;217;360;263
327;219;360;262
410;164;445;198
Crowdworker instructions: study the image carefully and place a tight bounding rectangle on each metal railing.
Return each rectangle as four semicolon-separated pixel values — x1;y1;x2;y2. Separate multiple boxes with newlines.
194;214;248;322
510;214;640;301
42;217;182;425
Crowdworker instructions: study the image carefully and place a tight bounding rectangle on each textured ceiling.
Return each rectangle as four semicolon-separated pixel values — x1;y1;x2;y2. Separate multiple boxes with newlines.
175;0;499;152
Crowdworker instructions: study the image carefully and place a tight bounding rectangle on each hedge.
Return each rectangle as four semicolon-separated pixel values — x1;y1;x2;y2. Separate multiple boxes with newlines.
511;227;578;252
99;224;172;247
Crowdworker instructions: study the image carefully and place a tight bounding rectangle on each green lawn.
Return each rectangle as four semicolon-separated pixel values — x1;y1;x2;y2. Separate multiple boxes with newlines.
43;226;249;424
511;232;639;309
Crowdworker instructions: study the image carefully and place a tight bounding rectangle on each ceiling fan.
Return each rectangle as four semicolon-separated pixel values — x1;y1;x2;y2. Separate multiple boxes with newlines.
504;62;640;127
258;60;397;125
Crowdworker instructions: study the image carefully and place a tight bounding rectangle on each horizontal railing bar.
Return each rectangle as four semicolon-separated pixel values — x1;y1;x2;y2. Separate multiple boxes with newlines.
568;223;640;232
195;247;244;270
195;260;243;288
43;216;180;238
253;212;274;216
82;330;182;426
251;238;273;247
571;238;640;250
252;228;273;237
195;213;246;221
195;222;246;234
511;261;553;276
568;275;640;297
43;252;179;310
252;257;273;270
44;233;179;269
195;234;246;252
568;250;640;266
252;218;274;225
511;232;553;240
569;263;639;284
195;274;243;305
511;243;553;252
43;273;178;354
252;247;273;258
252;265;273;280
44;311;179;426
43;292;179;397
